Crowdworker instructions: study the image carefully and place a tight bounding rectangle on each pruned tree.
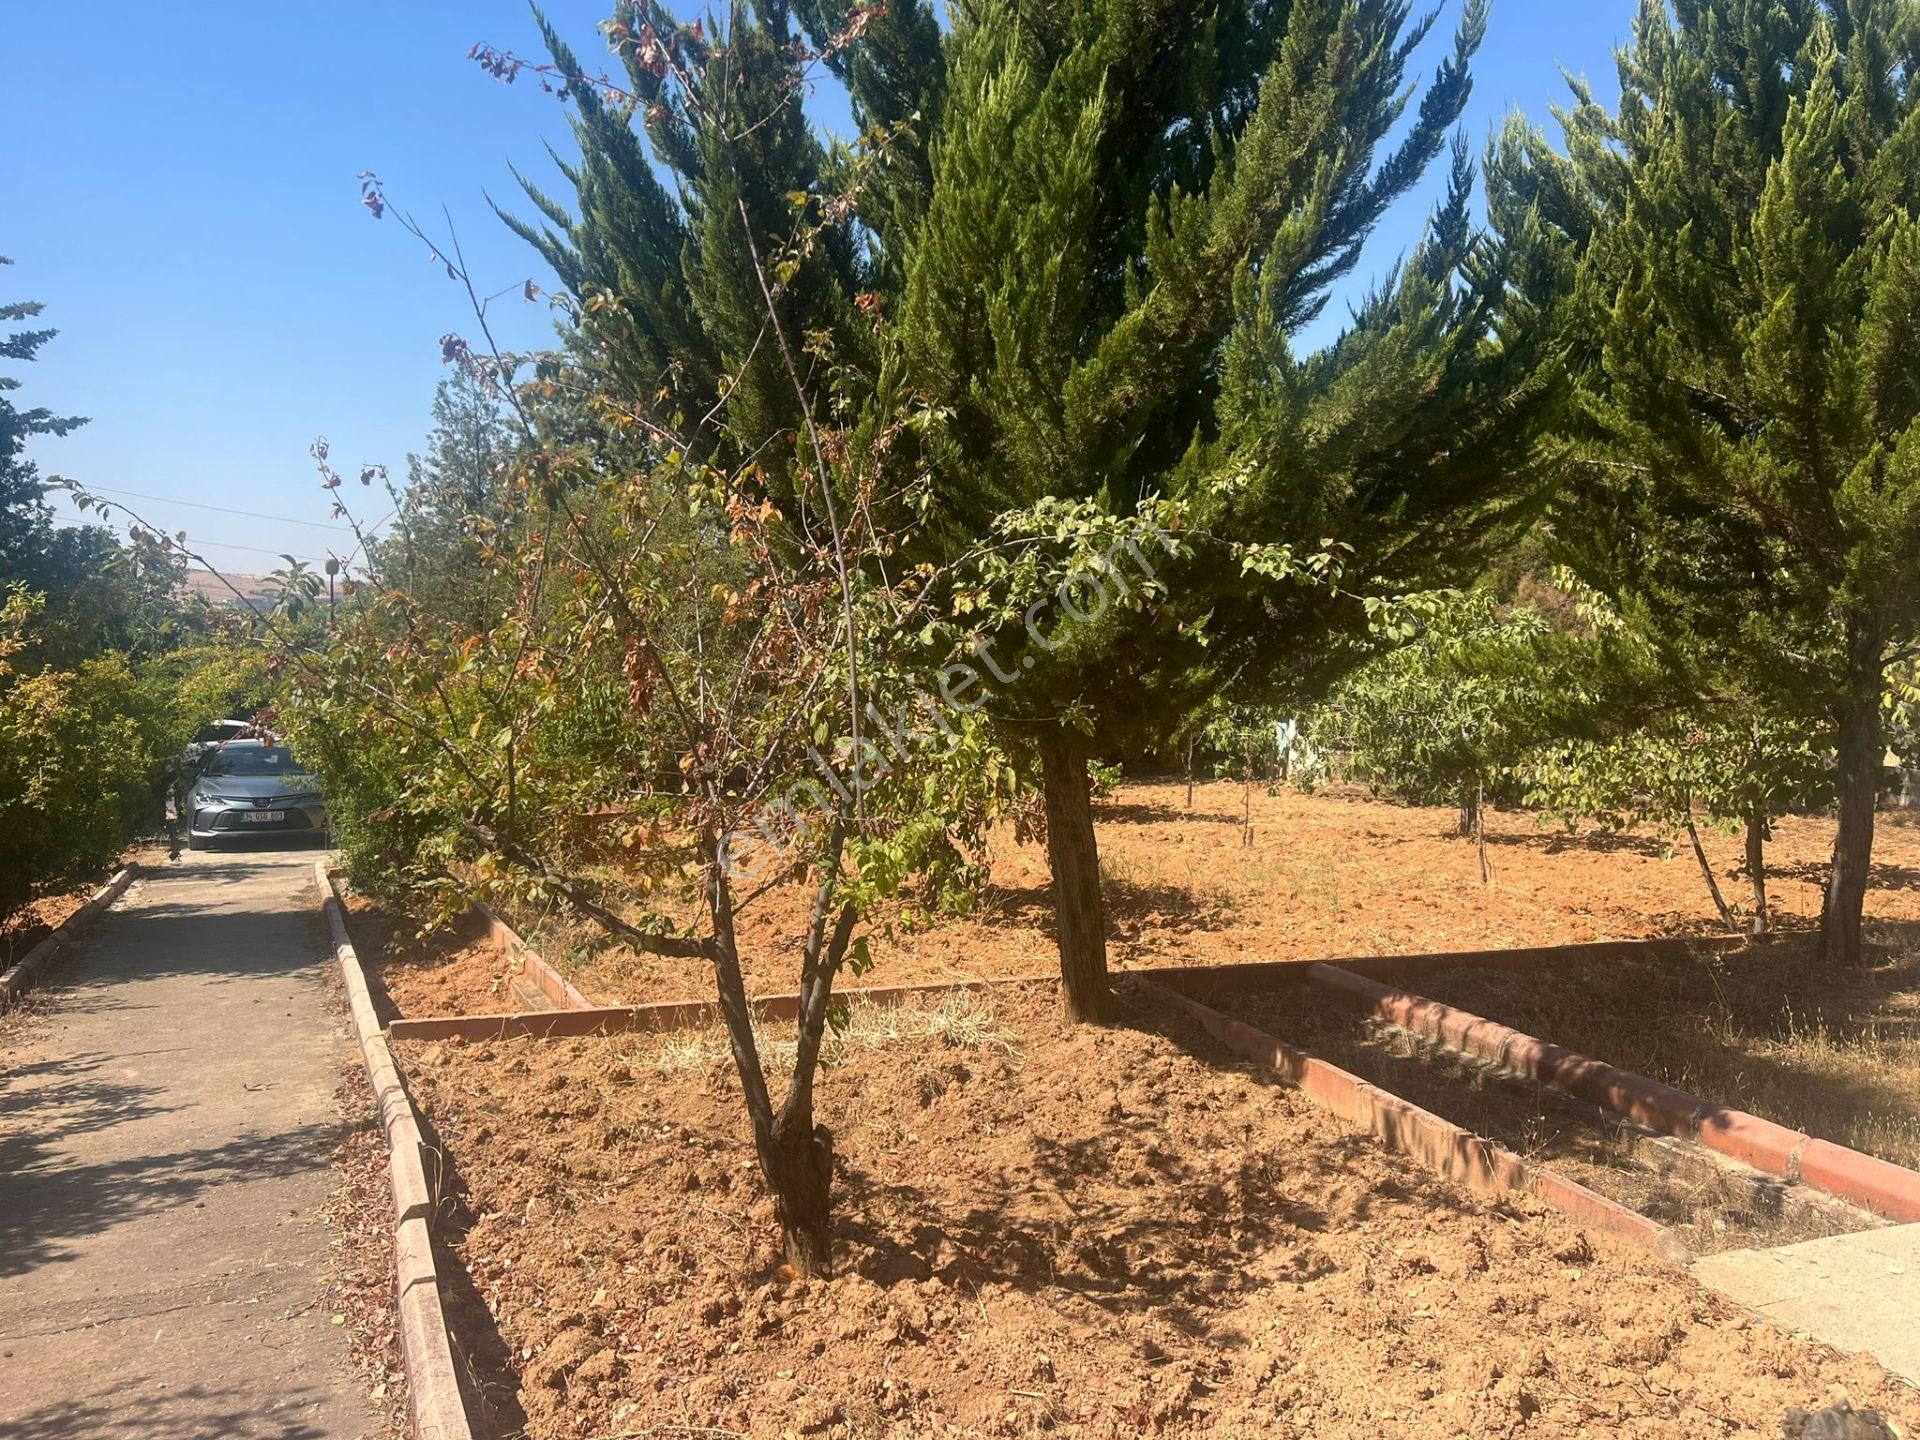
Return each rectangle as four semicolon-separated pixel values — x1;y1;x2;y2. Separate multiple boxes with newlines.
1491;0;1920;966
263;14;1023;1273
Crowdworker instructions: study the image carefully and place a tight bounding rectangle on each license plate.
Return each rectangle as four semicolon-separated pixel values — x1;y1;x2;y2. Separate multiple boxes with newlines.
243;810;286;823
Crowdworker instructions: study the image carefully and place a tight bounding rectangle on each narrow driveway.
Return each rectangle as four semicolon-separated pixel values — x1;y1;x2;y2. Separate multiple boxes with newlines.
0;848;373;1439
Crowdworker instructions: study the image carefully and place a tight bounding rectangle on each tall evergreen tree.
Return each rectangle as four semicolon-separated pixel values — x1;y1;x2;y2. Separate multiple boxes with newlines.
896;0;1561;1018
510;0;1558;1019
1492;0;1920;967
499;1;885;507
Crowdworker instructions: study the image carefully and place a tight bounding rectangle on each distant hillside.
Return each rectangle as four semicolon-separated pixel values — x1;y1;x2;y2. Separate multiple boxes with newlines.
184;571;276;609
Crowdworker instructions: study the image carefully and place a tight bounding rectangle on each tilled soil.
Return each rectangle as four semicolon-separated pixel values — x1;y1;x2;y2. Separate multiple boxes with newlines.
395;984;1919;1439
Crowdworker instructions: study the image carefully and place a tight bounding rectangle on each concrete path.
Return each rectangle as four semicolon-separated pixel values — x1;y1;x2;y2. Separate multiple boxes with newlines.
0;848;375;1439
1694;1223;1920;1386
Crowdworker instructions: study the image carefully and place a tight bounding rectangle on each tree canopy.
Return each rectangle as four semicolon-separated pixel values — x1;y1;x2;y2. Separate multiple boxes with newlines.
1493;0;1920;965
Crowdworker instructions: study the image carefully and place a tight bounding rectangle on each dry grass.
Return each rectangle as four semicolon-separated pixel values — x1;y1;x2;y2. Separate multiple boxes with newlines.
636;987;1024;1079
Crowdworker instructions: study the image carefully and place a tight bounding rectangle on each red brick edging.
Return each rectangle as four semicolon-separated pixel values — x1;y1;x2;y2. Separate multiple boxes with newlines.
0;865;137;1011
1130;975;1687;1260
317;863;474;1440
386;972;1059;1043
1305;962;1920;1225
473;903;599;1011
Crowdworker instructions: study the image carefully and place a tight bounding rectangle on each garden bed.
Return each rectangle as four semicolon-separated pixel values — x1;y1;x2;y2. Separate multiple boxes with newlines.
343;893;518;1019
395;984;1918;1439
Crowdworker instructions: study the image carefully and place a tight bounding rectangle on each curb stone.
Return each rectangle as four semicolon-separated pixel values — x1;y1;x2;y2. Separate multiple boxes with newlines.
1306;962;1920;1225
386;973;1059;1043
317;862;474;1440
473;903;600;1011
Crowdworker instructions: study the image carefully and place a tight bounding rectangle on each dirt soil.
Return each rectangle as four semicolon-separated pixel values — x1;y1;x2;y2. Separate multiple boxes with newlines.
344;893;518;1019
1231;986;1880;1257
2;887;98;969
523;782;1920;1009
396;984;1919;1440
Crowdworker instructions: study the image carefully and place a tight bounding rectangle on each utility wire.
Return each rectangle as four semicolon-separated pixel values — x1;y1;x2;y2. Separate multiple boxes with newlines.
62;482;355;533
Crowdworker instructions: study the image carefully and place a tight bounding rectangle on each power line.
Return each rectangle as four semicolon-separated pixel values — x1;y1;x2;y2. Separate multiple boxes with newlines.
66;482;356;533
56;515;331;567
180;538;332;565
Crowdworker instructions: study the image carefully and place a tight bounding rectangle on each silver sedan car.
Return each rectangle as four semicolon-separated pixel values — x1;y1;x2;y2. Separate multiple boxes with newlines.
185;740;329;849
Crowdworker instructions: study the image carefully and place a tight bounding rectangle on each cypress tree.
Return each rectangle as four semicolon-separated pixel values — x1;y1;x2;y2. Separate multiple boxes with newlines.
897;0;1556;1018
1492;0;1920;967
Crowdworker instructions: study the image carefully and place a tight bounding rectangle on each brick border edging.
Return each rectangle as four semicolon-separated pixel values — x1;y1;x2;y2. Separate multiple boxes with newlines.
1134;934;1745;996
471;903;599;1011
386;971;1060;1043
316;862;474;1440
1305;962;1920;1225
1129;976;1688;1262
379;933;1738;1043
0;865;137;1011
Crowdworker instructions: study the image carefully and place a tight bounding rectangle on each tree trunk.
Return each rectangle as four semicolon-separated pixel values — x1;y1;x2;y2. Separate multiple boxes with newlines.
1822;684;1883;968
1475;777;1491;885
705;842;841;1278
1684;804;1739;935
1184;735;1197;809
1241;739;1255;848
1745;813;1770;937
1039;733;1110;1024
1456;783;1478;840
767;1112;834;1276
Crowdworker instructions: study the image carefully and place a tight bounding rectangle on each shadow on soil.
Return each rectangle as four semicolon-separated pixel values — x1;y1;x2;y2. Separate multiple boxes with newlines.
978;876;1238;938
823;991;1425;1339
1768;858;1920;893
411;1102;532;1439
1094;796;1246;828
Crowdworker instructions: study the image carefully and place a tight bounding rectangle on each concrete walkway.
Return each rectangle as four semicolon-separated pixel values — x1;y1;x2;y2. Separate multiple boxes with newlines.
0;848;374;1439
1694;1224;1920;1386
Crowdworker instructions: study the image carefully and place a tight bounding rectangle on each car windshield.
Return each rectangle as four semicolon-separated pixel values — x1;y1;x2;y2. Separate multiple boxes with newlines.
205;745;304;778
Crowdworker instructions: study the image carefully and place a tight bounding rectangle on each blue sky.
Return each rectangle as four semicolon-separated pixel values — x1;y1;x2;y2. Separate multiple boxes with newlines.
3;1;1637;577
